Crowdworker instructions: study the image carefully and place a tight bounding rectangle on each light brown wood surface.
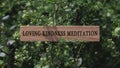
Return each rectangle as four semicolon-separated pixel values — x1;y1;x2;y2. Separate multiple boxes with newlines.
20;26;100;42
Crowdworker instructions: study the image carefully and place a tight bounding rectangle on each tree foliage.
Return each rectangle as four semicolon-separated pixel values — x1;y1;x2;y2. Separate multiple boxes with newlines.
0;0;120;68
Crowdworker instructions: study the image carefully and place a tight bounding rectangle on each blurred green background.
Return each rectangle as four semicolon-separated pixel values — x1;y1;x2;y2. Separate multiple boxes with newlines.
0;0;120;68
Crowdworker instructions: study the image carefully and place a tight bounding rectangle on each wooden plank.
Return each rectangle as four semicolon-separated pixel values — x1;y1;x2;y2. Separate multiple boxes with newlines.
20;26;100;42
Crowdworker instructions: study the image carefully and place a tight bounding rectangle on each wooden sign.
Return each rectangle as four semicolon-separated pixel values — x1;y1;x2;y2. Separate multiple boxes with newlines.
20;26;100;42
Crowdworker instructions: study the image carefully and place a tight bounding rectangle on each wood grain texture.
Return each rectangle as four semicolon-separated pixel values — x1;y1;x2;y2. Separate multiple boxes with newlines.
20;26;100;42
